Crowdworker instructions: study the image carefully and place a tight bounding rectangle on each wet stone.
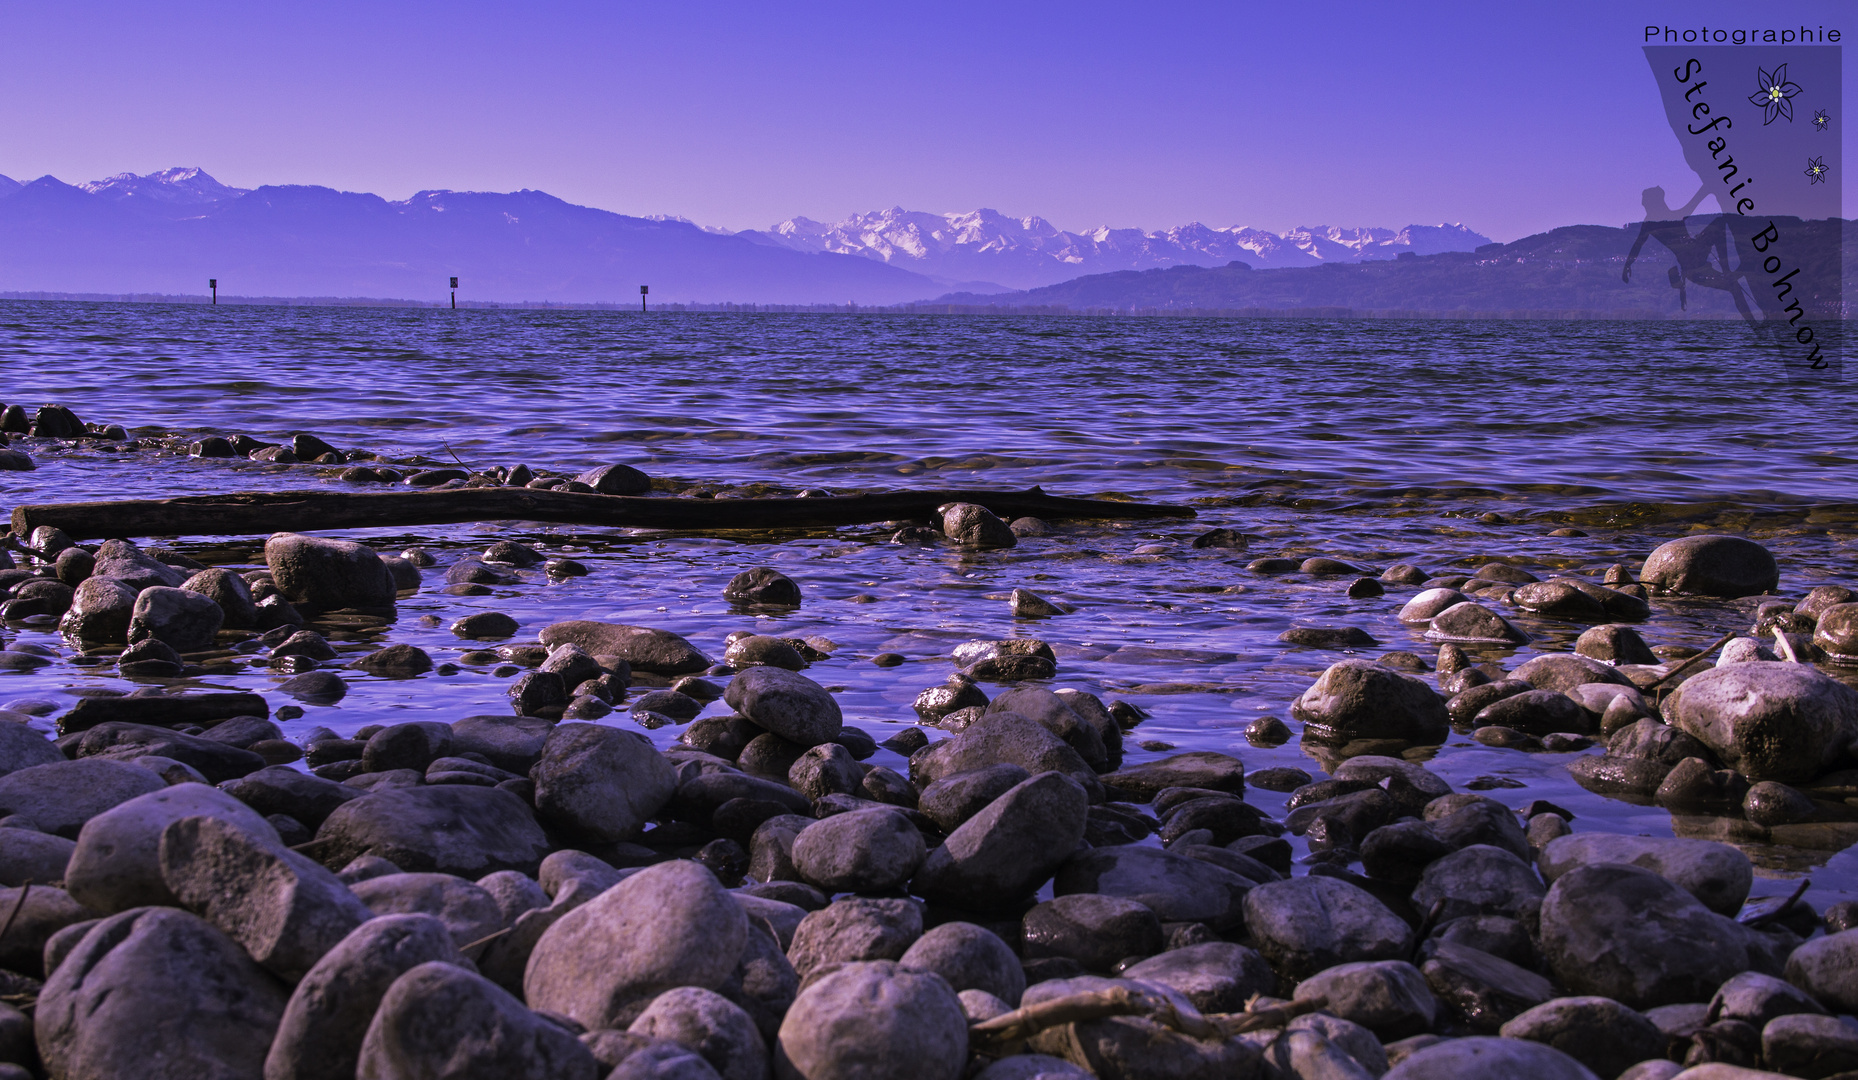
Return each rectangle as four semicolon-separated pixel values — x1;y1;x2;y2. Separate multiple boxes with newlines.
724;567;801;606
452;611;520;639
1640;534;1779;598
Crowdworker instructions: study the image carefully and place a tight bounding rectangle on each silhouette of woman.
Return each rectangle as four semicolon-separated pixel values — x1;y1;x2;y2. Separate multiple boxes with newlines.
1623;185;1753;320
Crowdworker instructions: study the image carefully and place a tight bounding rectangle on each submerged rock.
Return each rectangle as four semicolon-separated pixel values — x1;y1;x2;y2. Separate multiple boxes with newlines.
1640;534;1779;597
1292;659;1450;746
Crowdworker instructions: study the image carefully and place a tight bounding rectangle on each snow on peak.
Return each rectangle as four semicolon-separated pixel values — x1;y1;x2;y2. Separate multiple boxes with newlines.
744;209;1491;288
80;167;250;204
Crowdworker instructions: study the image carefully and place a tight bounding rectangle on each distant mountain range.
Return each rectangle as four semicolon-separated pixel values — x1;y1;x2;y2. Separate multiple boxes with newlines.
740;208;1490;290
928;219;1853;318
0;167;1492;304
0;168;940;304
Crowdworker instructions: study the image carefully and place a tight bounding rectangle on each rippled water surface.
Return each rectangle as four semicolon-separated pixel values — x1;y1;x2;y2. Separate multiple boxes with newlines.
3;300;1857;908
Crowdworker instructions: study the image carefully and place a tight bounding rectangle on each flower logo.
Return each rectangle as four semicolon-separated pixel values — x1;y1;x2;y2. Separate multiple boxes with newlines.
1806;156;1829;185
1749;65;1802;124
1813;109;1831;132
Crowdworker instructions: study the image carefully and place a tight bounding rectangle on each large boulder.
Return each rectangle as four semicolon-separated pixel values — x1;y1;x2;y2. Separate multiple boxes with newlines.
912;772;1088;910
35;907;290;1080
0;758;167;838
358;961;600;1079
525;859;748;1030
1663;663;1858;782
1640;535;1779;597
159;814;374;982
532;724;679;844
723;668;843;748
265;914;467;1080
1539;863;1783;1009
305;786;550;877
65;783;281;913
774;960;968;1080
539;621;711;675
1291;659;1450;745
265;533;397;613
1538;834;1752;917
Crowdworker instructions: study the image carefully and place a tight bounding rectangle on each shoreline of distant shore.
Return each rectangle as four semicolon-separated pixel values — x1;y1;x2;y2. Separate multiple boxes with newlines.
0;291;1758;321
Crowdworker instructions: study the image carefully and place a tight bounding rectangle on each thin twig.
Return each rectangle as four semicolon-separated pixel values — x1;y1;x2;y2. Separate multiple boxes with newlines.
459;925;513;957
1643;631;1740;692
1409;899;1447;963
1742;878;1812;928
0;882;31;944
1211;996;1326;1036
1772;629;1800;664
442;442;471;471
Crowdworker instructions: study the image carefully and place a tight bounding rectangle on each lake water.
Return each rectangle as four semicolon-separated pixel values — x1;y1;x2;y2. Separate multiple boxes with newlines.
4;300;1857;909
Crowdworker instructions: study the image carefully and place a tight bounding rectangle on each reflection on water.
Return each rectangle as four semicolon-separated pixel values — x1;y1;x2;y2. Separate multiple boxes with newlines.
2;301;1856;908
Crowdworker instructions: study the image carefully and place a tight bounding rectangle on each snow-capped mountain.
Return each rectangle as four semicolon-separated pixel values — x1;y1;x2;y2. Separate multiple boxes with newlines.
741;208;1492;290
78;166;251;206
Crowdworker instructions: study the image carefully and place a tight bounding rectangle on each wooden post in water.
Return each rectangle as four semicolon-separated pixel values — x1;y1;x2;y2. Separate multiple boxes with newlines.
640;284;649;313
450;276;458;310
209;279;217;305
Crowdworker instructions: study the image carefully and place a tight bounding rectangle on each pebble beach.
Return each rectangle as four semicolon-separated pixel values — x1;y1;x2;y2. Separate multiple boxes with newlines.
1;302;1857;1079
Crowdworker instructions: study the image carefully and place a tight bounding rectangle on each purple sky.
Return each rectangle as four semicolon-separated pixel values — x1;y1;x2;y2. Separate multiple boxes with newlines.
1;0;1850;240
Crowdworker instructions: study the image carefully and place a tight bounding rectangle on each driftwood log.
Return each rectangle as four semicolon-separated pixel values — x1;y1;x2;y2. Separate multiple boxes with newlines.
968;986;1324;1047
8;485;1195;541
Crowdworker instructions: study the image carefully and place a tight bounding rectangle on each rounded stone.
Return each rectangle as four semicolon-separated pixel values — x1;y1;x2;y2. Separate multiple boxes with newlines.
790;808;926;894
1640;535;1779;598
773;960;967;1080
